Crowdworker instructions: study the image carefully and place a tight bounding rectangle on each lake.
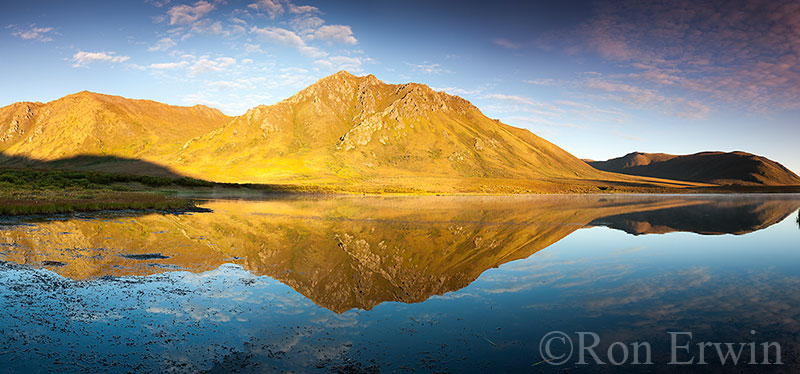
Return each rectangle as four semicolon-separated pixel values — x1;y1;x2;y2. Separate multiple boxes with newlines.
1;194;799;373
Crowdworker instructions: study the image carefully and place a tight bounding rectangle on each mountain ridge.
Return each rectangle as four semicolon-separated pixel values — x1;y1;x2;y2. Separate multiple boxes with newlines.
588;151;800;186
0;90;230;165
170;71;622;190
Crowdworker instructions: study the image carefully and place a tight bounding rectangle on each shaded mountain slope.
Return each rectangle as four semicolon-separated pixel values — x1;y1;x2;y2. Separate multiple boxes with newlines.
589;151;800;186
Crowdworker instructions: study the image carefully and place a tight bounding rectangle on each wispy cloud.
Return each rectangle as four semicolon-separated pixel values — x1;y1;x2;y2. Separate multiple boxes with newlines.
433;87;484;96
575;0;800;111
484;93;535;106
524;78;560;86
72;51;130;67
315;56;362;72
248;0;319;18
311;25;357;45
250;26;325;57
250;26;304;48
491;38;520;49
8;24;56;42
166;0;215;25
148;37;176;52
407;62;448;74
187;56;237;76
148;61;189;70
584;76;710;119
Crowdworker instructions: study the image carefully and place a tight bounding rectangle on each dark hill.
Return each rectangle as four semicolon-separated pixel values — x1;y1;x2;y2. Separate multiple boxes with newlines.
588;151;800;186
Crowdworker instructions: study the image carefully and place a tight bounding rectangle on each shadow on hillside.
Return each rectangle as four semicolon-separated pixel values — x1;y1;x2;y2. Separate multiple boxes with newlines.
0;153;315;193
0;153;186;178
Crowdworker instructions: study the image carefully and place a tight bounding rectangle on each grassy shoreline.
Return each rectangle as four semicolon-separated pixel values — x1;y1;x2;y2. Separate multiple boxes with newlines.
0;190;193;216
0;168;200;216
2;168;799;216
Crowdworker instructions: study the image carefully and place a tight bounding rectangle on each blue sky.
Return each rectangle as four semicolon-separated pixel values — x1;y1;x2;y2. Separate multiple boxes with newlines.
2;0;799;172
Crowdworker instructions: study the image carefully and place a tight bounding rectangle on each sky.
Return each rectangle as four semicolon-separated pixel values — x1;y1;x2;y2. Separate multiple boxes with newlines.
1;0;799;172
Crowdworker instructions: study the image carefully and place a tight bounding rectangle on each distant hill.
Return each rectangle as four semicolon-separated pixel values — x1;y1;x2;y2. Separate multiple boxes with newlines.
588;151;800;186
0;91;230;174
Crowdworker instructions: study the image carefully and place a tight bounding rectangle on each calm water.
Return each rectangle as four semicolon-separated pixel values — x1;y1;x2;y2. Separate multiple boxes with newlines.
0;194;799;373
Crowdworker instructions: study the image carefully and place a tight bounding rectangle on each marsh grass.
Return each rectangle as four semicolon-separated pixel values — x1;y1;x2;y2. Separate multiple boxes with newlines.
0;168;198;215
0;190;191;215
0;168;212;190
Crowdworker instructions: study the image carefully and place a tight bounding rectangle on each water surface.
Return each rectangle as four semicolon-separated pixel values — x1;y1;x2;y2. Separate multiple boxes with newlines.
1;194;799;372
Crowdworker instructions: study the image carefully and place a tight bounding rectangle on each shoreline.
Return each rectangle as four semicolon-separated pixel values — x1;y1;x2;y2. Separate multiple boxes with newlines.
1;167;799;217
3;184;800;218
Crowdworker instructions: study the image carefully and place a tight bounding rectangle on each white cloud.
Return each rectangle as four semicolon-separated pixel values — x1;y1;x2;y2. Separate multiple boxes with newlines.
434;87;483;96
290;15;325;35
208;80;247;90
298;46;326;58
287;3;319;14
145;0;172;8
189;58;221;76
484;94;535;106
148;37;176;52
167;1;215;25
250;26;326;57
312;25;357;45
248;0;284;18
315;56;362;72
244;43;262;53
408;62;447;74
248;0;319;18
72;51;130;67
216;57;236;67
149;61;189;69
10;25;55;42
524;78;559;86
250;26;304;48
187;57;237;76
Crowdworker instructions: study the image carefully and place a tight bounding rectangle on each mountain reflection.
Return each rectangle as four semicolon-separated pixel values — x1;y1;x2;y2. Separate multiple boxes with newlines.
1;195;798;313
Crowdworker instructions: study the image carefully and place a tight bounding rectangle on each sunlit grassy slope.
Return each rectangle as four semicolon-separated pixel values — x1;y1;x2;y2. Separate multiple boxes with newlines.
0;91;229;165
171;71;698;191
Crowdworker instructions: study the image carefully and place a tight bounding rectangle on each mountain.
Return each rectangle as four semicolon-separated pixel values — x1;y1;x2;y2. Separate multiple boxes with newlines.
588;151;800;186
0;91;230;175
0;72;713;192
171;71;637;191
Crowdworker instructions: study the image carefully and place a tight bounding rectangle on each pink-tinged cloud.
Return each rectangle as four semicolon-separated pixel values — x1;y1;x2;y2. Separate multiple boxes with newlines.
577;0;800;111
10;25;55;42
167;1;214;25
584;77;710;119
491;38;520;49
